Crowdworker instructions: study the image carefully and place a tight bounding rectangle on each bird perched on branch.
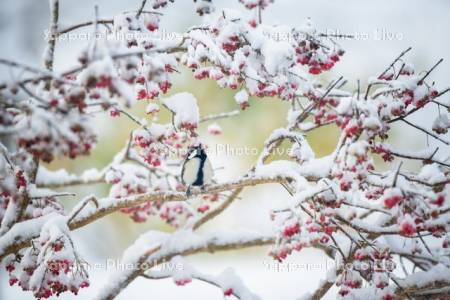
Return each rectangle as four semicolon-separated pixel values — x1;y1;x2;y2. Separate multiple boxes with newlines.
181;144;213;196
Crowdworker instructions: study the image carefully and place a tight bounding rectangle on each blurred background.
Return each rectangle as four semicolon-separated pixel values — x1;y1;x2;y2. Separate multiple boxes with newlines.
1;0;450;299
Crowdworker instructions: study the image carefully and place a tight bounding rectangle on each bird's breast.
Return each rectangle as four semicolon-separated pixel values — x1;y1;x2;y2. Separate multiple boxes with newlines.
182;157;201;185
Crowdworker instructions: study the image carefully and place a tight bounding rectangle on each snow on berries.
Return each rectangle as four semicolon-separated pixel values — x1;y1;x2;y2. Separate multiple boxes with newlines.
162;92;199;134
5;217;89;298
105;163;191;225
399;215;417;236
181;11;342;102
145;102;160;115
234;90;250;110
193;0;215;16
382;188;404;209
143;13;160;32
282;221;300;237
207;123;222;135
417;163;447;184
432;113;450;134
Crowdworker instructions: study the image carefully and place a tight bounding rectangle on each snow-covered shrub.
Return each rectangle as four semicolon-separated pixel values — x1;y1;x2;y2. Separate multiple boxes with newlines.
0;1;449;299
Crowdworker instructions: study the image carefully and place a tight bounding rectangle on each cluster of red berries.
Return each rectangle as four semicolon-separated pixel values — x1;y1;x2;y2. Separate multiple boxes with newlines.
337;247;395;298
133;127;189;167
282;222;300;238
382;188;404;209
337;269;363;296
371;144;394;162
270;213;336;262
105;164;194;226
106;165;151;222
4;80;97;163
376;64;438;112
332;141;375;192
0;159;65;225
269;243;301;262
195;194;220;213
182;13;342;106
399;217;416;236
6;235;89;299
296;43;344;75
17;120;95;163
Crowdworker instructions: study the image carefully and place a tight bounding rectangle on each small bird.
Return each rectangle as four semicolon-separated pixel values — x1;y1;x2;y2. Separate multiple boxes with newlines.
181;144;213;196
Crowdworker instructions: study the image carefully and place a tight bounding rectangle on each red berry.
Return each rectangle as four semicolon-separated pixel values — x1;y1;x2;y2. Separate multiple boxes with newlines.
384;195;402;208
110;110;121;117
137;89;148;100
146;22;158;32
9;277;18;286
400;220;416;236
224;288;233;296
309;66;321;75
282;223;300;237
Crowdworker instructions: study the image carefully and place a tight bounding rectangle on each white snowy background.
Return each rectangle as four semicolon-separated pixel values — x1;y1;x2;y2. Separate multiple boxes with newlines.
1;0;450;299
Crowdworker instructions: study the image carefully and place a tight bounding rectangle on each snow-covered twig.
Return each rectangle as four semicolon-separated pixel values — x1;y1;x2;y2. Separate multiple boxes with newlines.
94;229;275;300
142;256;261;300
43;0;59;73
199;110;240;122
58;19;113;35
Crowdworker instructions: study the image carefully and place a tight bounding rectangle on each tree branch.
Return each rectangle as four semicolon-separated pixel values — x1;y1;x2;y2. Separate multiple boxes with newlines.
44;0;59;73
0;175;291;261
94;231;275;300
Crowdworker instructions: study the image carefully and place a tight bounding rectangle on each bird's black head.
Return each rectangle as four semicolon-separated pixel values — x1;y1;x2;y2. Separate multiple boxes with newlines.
187;143;206;159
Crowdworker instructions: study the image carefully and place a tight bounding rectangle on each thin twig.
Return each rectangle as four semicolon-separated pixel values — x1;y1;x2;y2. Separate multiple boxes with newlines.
58;19;113;35
365;47;412;99
401;118;449;145
136;0;147;18
418;58;444;84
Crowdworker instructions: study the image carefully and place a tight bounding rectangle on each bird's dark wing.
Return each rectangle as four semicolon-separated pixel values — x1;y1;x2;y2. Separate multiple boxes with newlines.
181;159;187;184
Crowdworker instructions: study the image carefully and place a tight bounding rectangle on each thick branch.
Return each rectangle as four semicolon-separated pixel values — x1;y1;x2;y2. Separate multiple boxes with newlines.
44;0;59;72
94;231;275;300
0;175;290;261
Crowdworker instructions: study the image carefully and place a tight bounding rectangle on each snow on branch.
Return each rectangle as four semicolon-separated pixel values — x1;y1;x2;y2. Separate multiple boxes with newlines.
94;229;274;300
142;256;261;300
0;174;291;261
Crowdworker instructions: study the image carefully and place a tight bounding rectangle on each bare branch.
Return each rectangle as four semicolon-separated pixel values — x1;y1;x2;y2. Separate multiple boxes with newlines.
58;19;113;35
365;47;412;99
418;58;444;84
401;118;449;145
199;110;240;122
136;0;147;18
